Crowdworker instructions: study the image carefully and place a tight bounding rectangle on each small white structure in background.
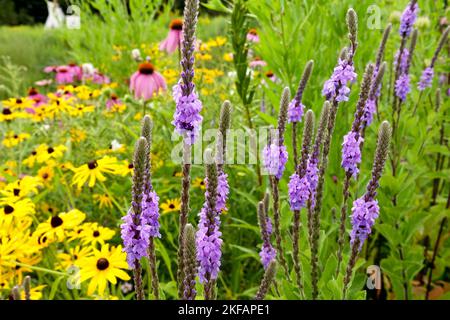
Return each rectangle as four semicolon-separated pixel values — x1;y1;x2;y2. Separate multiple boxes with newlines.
44;1;65;29
131;49;143;62
66;5;81;29
110;140;123;151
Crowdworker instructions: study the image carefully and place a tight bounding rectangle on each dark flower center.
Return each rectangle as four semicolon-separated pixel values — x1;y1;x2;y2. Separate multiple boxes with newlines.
2;108;12;115
128;164;134;169
4;205;14;214
138;62;154;75
28;88;38;96
38;235;47;245
111;94;118;100
13;135;18;139
96;258;109;270
42;173;49;179
170;19;183;30
266;71;274;78
249;28;257;35
169;204;175;209
88;160;98;170
50;216;63;228
31;150;37;155
93;230;100;237
16;99;23;104
47;147;55;154
13;189;20;196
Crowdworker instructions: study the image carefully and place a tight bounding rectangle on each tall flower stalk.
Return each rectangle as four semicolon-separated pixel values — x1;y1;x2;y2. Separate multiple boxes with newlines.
182;223;197;300
263;87;290;280
173;0;201;298
336;63;375;276
310;8;358;300
255;260;277;300
257;200;276;269
289;109;314;298
289;60;314;168
343;121;391;299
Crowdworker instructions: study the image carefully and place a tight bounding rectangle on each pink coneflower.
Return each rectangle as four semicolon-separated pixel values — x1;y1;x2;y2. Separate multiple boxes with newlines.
250;56;267;68
106;93;124;110
43;66;57;73
247;28;260;43
160;19;183;54
67;63;82;81
92;72;110;84
55;66;75;84
130;60;167;100
28;87;48;110
265;71;277;82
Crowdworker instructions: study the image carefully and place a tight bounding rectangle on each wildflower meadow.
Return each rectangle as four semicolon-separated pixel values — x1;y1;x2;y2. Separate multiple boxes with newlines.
0;0;449;304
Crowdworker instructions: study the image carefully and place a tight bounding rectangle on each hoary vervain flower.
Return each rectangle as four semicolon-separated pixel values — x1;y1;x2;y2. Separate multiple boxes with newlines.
288;60;314;123
399;0;419;37
257;199;276;269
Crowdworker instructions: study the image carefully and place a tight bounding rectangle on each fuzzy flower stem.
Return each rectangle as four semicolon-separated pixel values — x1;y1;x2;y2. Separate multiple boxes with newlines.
202;161;219;300
216;101;232;172
23;276;31;300
255;261;277;300
177;143;191;298
430;27;449;68
271;88;290;281
342;238;360;299
131;137;148;300
292;110;314;298
180;0;199;97
375;24;392;69
182;223;197;300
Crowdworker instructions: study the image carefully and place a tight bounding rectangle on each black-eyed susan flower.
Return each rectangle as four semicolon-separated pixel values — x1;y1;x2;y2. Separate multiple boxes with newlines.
35;144;67;164
0;176;42;204
80;223;115;246
192;177;206;190
112;160;134;176
71;156;120;189
69;128;87;143
0;106;28;122
57;245;93;270
93;194;113;209
2;97;35;110
37;165;55;184
22;149;38;168
19;285;46;300
68;104;95;117
79;244;130;296
160;198;181;214
33;209;86;243
0;199;35;225
2;132;31;148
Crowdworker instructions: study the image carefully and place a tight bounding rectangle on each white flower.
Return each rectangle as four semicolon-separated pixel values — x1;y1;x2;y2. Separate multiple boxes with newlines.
81;63;95;76
110;139;123;151
131;49;142;61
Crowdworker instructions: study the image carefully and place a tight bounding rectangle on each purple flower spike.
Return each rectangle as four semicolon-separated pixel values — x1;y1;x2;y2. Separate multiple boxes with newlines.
196;208;222;283
260;243;277;270
121;208;151;268
350;197;380;249
322;58;357;102
341;131;364;178
395;74;411;101
263;143;288;180
288;173;310;210
172;91;203;144
141;190;161;238
287;100;305;123
363;99;376;127
418;67;434;91
400;1;419;37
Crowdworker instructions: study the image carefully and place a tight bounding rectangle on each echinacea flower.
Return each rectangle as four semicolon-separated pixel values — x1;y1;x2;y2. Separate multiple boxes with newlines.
28;87;48;109
130;60;167;100
247;28;259;43
55;66;75;84
249;57;267;68
79;244;130;296
160;19;183;54
106;93;124;110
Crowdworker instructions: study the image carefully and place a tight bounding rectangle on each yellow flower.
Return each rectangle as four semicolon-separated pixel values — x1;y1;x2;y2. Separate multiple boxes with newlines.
37;165;55;184
79;222;115;246
0;199;35;225
160;198;181;214
93;194;113;209
195;52;212;61
0;176;42;204
70;128;87;143
35;144;67;164
133;112;143;121
2;97;34;110
192;177;206;190
57;245;93;270
79;244;130;296
71;156;120;189
0;106;28;122
19;285;46;300
223;53;233;62
22;149;39;168
68;104;95;117
113;160;134;176
33;209;86;244
2;132;30;148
